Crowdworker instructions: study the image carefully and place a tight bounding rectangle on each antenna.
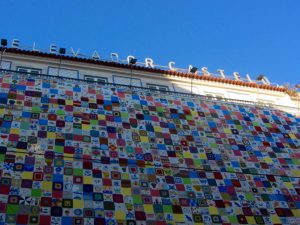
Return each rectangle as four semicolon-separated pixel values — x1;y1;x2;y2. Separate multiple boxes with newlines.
256;74;270;85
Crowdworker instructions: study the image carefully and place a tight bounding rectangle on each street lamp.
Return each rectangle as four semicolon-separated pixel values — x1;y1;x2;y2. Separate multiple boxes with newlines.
129;57;137;88
189;67;197;95
0;39;8;70
57;48;66;76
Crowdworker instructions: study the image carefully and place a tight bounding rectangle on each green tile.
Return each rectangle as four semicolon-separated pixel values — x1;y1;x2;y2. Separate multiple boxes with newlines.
74;169;83;176
121;112;129;118
292;158;299;165
6;204;19;214
32;189;42;197
156;107;164;112
90;120;98;125
182;178;191;184
64;168;73;175
186;115;193;120
221;193;231;201
132;195;142;204
163;205;172;213
55;146;64;153
228;215;238;224
226;167;235;173
236;125;243;130
20;122;30;130
32;106;41;113
5;214;16;224
126;146;135;154
193;159;201;166
246;193;254;201
56;109;65;115
210;143;218;148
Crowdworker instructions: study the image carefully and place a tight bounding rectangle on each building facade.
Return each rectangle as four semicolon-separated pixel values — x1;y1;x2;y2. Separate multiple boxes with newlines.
0;46;300;224
1;47;299;115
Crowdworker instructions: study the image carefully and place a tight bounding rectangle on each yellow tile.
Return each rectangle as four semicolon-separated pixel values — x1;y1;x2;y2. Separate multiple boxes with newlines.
271;215;281;224
224;128;231;134
15;152;26;158
83;176;93;184
183;152;192;158
22;172;33;179
42;181;52;191
98;115;105;120
145;163;152;168
292;209;300;217
143;204;154;213
246;216;256;224
191;110;198;117
10;128;19;135
115;211;126;220
199;153;207;159
292;170;300;176
73;199;84;208
65;100;73;105
209;206;219;215
64;153;74;161
121;188;131;196
102;171;110;178
16;149;27;154
173;214;185;222
264;157;273;163
82;124;90;130
122;173;129;180
140;136;149;142
47;132;55;139
284;182;293;188
154;126;162;132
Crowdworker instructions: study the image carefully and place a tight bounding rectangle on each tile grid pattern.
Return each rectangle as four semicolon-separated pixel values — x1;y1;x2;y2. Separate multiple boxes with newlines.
0;72;300;224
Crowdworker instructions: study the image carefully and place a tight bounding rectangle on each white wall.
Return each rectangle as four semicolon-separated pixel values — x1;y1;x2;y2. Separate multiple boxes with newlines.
3;52;299;115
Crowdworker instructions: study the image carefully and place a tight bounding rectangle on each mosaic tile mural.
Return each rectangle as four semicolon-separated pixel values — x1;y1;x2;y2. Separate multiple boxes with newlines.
0;72;300;224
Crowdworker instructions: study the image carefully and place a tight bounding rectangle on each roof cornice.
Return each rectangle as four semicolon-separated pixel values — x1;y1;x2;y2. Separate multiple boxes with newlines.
1;47;287;93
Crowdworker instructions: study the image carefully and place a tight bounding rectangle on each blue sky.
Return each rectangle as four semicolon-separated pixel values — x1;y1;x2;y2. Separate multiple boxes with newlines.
1;0;300;87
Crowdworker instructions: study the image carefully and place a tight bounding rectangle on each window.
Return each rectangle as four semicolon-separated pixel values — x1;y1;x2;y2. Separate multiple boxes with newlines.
228;92;252;101
204;92;225;101
257;99;274;106
84;75;108;84
0;61;12;70
48;67;79;79
215;95;223;100
17;66;42;74
146;84;169;92
206;94;214;99
113;75;142;87
173;84;191;93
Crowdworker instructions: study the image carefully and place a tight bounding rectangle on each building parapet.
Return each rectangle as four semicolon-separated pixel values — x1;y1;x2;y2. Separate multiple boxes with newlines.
0;47;288;93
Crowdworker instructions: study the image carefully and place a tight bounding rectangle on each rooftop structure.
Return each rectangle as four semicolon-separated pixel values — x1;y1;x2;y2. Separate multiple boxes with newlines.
1;43;299;115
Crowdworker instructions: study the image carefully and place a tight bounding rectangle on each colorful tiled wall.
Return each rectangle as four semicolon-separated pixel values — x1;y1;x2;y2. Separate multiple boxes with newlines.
0;72;300;224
